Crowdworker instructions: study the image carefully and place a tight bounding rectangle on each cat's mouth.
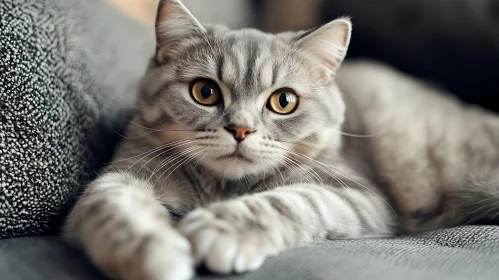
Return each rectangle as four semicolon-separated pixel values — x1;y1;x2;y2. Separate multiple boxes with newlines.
216;151;252;163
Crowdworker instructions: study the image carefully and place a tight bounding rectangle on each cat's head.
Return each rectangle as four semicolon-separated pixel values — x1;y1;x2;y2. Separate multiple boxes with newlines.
138;0;351;179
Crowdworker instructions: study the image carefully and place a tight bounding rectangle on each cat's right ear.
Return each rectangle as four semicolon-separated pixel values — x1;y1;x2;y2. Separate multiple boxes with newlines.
292;18;352;82
155;0;206;63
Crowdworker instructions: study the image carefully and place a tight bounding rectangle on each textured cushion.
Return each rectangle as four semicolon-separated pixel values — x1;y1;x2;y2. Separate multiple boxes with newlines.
0;0;154;238
1;226;498;280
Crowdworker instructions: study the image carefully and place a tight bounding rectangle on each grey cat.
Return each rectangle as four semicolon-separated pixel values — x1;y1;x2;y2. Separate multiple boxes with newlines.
65;1;499;280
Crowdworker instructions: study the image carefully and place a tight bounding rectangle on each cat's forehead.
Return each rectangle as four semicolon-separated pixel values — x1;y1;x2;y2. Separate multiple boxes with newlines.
184;25;314;97
209;27;288;61
208;25;277;46
164;25;318;103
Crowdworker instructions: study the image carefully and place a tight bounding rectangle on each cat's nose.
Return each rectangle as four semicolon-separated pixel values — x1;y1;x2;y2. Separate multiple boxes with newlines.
224;125;255;143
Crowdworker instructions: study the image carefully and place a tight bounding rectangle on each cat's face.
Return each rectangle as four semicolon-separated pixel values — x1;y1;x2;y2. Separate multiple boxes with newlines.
139;0;351;179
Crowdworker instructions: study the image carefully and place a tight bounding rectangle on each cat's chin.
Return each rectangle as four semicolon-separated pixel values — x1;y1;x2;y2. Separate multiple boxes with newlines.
201;157;271;180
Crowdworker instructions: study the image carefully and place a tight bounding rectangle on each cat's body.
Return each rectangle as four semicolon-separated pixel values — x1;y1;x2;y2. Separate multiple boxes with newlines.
65;1;499;280
339;61;499;231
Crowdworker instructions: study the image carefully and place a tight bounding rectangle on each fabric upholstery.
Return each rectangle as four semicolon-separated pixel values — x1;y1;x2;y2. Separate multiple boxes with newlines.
1;226;498;280
0;0;153;238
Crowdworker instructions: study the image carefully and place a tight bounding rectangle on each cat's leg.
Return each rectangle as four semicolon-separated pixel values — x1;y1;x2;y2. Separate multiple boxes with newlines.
65;172;193;280
178;183;395;274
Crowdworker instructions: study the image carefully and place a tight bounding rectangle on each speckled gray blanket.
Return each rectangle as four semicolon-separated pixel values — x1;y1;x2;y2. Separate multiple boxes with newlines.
1;226;499;279
0;0;153;238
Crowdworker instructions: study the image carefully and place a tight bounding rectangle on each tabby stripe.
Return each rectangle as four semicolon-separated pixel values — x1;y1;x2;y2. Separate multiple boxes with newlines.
271;62;279;87
216;54;225;82
243;42;259;89
294;186;359;236
338;190;384;232
252;184;392;240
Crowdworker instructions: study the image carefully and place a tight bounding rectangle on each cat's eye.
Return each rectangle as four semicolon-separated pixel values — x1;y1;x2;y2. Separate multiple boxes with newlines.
267;90;299;114
191;79;221;106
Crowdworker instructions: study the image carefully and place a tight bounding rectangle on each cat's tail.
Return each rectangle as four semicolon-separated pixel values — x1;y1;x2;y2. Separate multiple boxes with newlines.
406;174;499;232
448;174;499;225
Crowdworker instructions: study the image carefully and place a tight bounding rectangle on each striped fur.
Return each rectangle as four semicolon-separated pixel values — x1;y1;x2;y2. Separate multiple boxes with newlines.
65;1;499;280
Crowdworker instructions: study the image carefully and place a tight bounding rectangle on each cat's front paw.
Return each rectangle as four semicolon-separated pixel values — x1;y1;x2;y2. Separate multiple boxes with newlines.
177;200;282;274
135;232;194;280
97;230;194;280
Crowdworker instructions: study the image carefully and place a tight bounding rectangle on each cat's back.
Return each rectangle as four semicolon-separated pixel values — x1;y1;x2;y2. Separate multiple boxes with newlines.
337;60;462;117
336;60;499;230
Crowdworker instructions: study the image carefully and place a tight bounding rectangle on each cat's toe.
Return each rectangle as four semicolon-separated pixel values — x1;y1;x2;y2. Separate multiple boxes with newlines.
232;234;269;273
178;208;270;275
178;209;235;273
145;248;193;280
139;232;195;280
204;233;238;273
234;253;266;274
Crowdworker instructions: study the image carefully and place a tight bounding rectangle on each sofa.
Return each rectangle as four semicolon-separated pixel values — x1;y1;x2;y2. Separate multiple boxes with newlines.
1;0;498;279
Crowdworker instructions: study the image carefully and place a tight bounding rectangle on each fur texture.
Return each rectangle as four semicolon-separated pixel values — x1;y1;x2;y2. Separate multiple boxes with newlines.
65;1;499;279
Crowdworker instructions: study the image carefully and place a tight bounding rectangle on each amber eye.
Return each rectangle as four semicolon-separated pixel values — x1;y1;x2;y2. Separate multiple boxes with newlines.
267;90;299;114
191;79;221;106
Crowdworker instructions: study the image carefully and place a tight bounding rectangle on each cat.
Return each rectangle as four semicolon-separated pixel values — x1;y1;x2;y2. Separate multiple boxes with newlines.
65;0;499;280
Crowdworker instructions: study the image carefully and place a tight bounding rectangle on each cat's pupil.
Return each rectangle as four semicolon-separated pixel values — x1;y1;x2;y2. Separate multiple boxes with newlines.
279;93;289;108
201;84;213;99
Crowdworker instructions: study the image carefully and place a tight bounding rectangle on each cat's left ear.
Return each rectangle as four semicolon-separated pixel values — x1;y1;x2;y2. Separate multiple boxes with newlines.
293;18;352;82
155;0;206;63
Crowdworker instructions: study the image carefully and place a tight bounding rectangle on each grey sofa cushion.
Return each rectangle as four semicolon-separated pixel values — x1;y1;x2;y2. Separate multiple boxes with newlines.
0;0;153;238
1;226;498;280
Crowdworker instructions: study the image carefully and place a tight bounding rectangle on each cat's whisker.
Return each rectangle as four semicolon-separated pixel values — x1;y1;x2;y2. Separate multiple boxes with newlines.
199;28;216;57
102;138;192;165
274;161;286;182
282;152;350;191
138;140;199;173
126;143;190;174
274;150;320;184
277;148;397;216
130;140;198;172
214;157;233;187
331;129;387;138
261;155;267;182
128;120;198;133
290;156;325;185
193;152;208;169
161;148;207;185
112;129;156;140
148;148;190;178
285;153;351;190
277;155;307;183
283;154;323;185
154;147;203;185
276;153;314;185
148;146;199;177
148;147;198;182
276;157;299;186
316;165;397;217
264;153;285;183
151;146;202;180
486;209;499;223
273;139;314;149
159;149;197;179
128;120;164;132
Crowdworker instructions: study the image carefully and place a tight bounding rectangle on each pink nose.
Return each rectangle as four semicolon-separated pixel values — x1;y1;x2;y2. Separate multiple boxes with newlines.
224;125;255;143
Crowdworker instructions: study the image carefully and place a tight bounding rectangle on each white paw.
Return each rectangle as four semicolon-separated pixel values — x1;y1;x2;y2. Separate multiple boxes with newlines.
177;202;281;275
122;230;194;280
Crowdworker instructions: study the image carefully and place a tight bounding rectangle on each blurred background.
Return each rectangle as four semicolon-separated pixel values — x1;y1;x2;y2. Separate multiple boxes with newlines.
107;0;499;112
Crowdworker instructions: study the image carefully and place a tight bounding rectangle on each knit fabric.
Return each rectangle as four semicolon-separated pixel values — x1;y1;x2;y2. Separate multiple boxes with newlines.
1;226;498;279
0;0;153;238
